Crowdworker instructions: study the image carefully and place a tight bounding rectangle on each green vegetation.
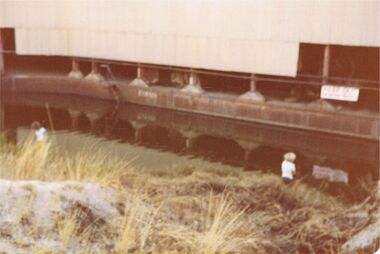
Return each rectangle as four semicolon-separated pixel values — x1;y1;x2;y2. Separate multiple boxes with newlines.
0;138;376;253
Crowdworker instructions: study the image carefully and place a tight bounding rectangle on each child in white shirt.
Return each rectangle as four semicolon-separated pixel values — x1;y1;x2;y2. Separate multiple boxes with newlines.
31;121;47;142
281;152;296;184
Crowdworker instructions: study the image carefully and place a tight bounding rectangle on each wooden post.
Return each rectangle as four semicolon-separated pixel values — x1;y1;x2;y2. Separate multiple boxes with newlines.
322;45;330;85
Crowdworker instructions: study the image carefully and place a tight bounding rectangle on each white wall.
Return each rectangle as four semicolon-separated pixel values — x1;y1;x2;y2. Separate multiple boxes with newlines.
1;0;379;77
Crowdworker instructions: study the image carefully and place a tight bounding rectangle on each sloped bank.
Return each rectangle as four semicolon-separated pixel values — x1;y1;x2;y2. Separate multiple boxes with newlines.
342;184;380;253
0;139;378;253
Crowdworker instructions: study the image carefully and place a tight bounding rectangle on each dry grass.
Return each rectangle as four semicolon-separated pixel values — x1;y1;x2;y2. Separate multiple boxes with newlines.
0;137;127;188
58;209;84;248
0;138;377;253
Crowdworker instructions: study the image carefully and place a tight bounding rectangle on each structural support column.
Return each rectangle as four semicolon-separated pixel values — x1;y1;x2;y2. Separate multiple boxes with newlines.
85;60;104;81
181;69;204;94
68;58;84;79
137;64;142;79
310;45;335;110
322;45;330;85
239;73;265;102
130;63;148;87
250;74;257;92
0;30;4;75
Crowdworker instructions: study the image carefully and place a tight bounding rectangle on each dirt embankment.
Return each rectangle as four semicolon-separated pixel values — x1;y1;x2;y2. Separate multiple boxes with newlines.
0;139;378;253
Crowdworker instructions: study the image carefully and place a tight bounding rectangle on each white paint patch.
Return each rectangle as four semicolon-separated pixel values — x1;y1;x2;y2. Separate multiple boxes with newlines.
137;113;157;122
138;90;158;103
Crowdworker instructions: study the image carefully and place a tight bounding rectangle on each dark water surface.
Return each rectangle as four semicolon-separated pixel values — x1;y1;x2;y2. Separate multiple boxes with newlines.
1;92;379;202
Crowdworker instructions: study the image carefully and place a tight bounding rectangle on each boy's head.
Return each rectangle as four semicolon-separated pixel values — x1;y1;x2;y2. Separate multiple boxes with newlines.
284;152;296;162
31;121;41;130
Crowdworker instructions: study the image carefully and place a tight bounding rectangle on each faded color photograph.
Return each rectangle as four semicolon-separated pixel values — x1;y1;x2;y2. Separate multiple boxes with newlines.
0;0;379;253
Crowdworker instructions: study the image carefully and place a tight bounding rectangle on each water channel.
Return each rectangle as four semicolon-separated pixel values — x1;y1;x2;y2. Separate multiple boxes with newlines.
1;91;378;203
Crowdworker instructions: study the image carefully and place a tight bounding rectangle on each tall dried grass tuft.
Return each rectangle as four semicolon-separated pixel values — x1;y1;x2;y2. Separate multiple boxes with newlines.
59;149;128;188
114;197;159;254
0;137;129;188
58;209;83;248
13;138;51;180
201;192;247;254
161;192;253;254
115;205;138;253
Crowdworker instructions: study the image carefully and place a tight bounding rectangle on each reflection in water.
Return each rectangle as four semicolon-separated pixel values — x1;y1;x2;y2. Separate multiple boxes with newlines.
1;92;379;202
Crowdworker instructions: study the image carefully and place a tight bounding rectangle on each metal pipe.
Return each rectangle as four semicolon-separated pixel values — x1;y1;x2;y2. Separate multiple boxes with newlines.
100;64;115;80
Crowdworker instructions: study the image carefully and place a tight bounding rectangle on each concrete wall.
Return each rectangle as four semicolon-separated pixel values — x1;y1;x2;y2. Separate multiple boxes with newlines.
0;0;379;77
